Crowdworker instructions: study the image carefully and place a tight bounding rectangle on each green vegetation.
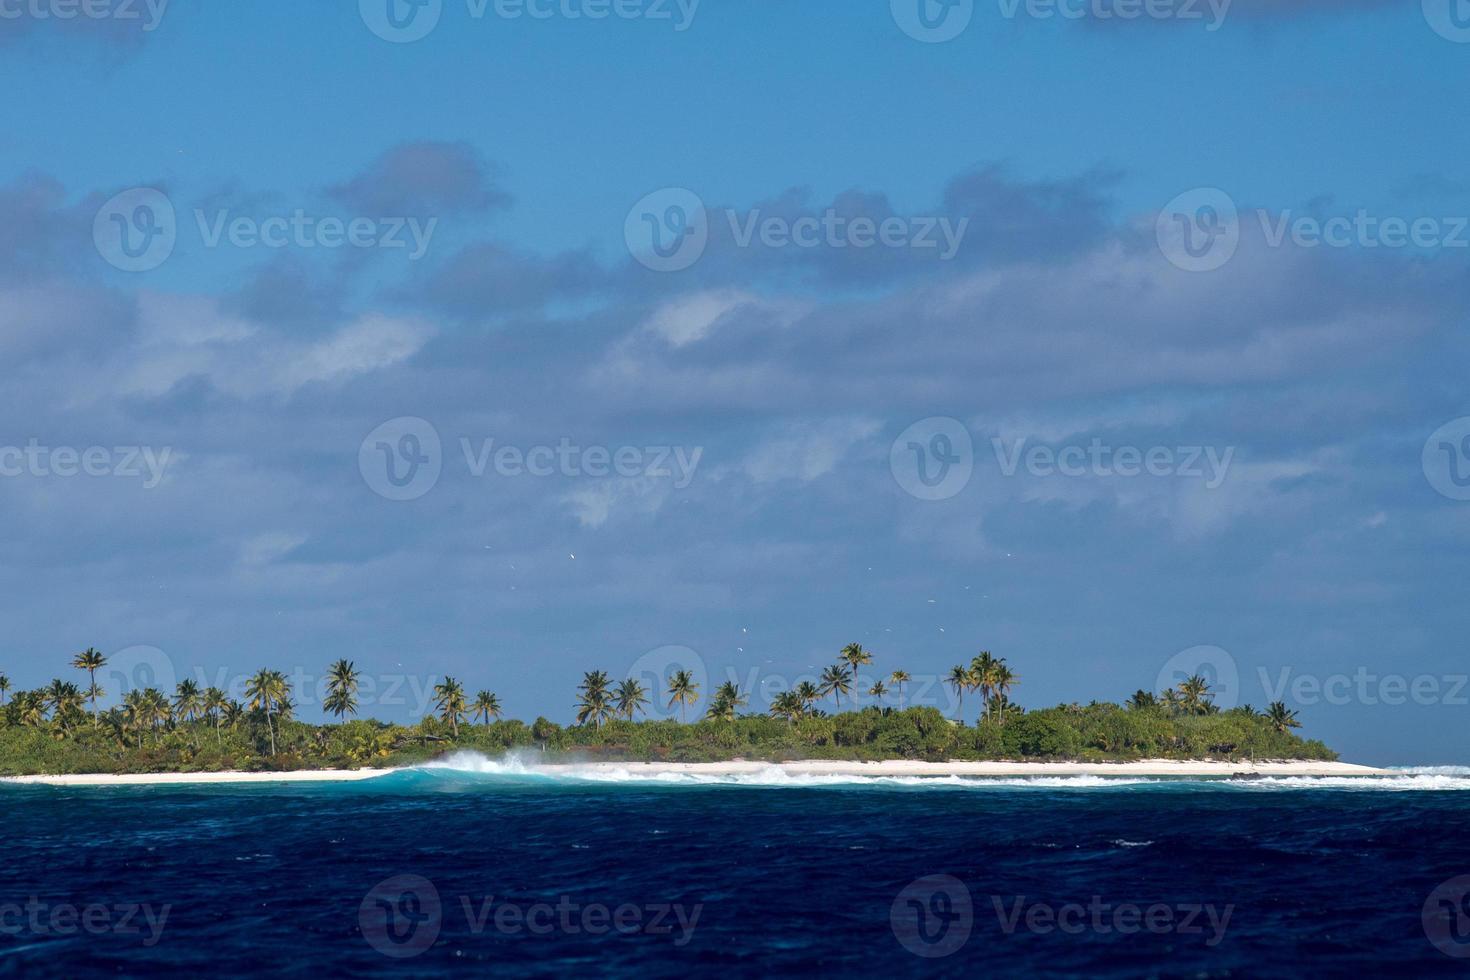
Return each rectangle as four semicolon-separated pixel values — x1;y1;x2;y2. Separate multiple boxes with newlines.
0;646;1335;776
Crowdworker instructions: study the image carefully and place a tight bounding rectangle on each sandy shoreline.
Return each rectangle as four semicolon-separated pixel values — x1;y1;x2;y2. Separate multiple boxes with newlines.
0;758;1389;786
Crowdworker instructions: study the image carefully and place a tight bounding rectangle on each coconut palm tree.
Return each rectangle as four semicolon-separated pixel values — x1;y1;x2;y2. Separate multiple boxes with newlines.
889;670;910;709
325;659;362;721
433;677;467;737
705;680;747;721
868;680;888;707
946;665;969;721
472;691;502;725
667;669;699;723
1127;690;1158;711
173;679;204;724
245;669;289;756
222;699;244;731
46;679;84;733
614;678;649;721
970;651;997;723
1266;701;1301;734
71;648;106;726
990;661;1018;724
0;673;10;706
770;690;804;724
1179;674;1213;716
575;670;613;728
819;664;852;707
794;680;821;713
840;643;873;700
17;690;46;727
203;687;228;745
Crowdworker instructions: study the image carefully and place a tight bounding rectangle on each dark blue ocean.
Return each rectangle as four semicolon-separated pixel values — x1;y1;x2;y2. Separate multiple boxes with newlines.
5;759;1470;977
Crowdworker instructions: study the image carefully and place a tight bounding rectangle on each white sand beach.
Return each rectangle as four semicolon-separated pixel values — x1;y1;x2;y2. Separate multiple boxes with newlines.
1;758;1388;786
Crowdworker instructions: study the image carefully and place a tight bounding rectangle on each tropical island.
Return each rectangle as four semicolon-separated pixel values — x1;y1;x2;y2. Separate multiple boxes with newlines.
0;644;1350;779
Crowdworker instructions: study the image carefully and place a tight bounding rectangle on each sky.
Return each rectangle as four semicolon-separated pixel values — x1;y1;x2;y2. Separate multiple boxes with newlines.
1;0;1468;765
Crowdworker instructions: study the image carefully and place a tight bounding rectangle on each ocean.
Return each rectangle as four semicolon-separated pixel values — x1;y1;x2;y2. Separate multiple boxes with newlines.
5;755;1470;977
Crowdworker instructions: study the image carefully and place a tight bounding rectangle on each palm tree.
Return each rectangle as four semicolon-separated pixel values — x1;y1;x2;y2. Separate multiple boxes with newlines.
794;681;821;713
667;669;699;723
472;691;502;725
889;670;910;709
0;673;10;706
71;648;106;726
614;678;650;721
173;679;204;723
46;679;84;733
204;687;228;745
17;690;46;727
325;659;362;721
971;651;997;723
1179;674;1213;716
576;670;613;729
840;643;873;699
433;677;467;737
705;680;748;721
819;664;852;707
946;665;969;721
245;669;289;756
1266;701;1301;734
868;680;888;706
222;700;244;731
770;690;804;724
990;661;1018;724
1127;690;1158;711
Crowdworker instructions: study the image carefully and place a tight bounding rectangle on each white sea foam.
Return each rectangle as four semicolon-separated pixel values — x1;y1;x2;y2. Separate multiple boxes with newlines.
405;753;1470;791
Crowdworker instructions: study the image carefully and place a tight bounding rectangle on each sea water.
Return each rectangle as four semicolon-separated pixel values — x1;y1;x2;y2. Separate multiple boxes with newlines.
4;754;1470;977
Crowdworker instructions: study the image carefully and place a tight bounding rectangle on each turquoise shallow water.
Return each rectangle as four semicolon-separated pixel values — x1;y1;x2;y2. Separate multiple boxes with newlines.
5;760;1470;977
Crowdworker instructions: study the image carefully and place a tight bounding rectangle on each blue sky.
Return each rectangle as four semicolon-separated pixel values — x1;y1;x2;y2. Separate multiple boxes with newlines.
2;0;1469;764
